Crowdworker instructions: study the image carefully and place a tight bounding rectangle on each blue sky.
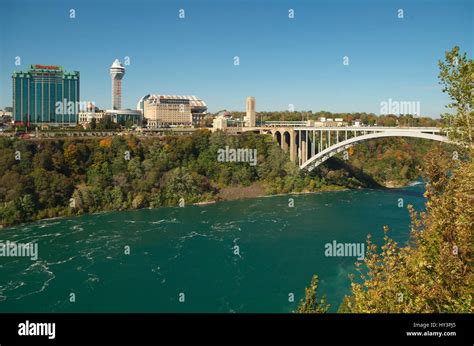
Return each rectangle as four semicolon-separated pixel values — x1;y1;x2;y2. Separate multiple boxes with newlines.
0;0;472;116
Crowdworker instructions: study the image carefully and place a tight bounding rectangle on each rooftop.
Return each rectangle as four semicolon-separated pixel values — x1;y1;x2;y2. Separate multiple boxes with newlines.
110;59;124;69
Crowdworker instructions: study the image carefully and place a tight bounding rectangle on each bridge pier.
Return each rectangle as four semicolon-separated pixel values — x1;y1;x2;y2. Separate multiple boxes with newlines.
281;137;288;152
271;128;297;162
301;131;307;164
290;130;297;162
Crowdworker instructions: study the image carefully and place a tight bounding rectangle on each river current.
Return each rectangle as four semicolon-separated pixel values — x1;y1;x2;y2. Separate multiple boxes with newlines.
0;184;425;312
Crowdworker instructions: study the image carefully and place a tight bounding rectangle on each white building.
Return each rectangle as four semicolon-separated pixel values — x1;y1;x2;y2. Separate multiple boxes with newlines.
137;94;207;128
78;110;104;127
212;115;228;131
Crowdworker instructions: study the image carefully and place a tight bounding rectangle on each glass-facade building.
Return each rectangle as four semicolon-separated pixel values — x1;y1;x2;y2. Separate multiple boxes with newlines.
12;64;80;126
105;109;142;126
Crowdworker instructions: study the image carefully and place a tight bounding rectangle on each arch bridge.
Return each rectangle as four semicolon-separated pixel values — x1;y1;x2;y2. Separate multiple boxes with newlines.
264;126;449;170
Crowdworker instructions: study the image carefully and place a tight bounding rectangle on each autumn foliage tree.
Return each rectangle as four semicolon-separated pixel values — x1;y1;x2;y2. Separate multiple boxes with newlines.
341;155;472;313
297;275;330;313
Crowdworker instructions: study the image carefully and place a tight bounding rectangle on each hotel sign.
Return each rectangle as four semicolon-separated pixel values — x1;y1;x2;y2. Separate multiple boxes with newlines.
33;65;60;70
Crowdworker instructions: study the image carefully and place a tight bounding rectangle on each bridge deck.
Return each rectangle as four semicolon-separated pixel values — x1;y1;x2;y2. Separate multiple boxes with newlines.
292;126;441;132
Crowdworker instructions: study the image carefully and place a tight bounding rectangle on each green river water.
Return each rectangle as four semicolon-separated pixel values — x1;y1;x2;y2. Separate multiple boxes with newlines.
0;183;425;312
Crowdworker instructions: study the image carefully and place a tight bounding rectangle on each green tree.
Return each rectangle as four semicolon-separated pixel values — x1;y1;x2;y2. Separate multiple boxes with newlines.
125;119;134;129
438;46;474;146
19;194;36;218
0;200;22;225
97;114;117;130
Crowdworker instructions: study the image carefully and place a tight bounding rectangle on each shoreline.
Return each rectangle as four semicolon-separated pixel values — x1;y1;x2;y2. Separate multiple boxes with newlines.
0;180;419;230
191;187;347;206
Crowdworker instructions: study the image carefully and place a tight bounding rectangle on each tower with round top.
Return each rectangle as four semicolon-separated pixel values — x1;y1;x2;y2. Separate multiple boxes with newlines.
110;59;125;110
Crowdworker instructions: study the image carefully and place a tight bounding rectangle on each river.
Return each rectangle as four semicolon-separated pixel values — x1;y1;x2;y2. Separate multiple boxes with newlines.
0;183;426;313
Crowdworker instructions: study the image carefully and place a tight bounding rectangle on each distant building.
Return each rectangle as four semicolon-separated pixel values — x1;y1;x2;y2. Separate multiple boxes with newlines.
105;109;142;126
138;94;207;128
244;96;256;127
78;110;104;127
110;59;125;110
315;117;347;127
12;64;80;126
78;109;141;128
212;115;228;131
100;59;142;127
0;110;13;125
219;111;232;118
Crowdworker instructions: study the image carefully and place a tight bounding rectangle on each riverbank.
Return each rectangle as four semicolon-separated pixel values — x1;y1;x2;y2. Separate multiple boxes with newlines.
0;179;416;229
1;132;436;228
210;182;348;203
383;180;412;188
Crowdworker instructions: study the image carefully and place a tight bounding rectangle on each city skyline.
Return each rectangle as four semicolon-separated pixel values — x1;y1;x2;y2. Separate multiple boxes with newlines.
0;0;472;116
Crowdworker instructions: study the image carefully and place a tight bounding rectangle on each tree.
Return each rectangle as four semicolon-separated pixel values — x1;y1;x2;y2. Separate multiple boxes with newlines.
0;200;21;225
438;46;474;146
64;143;80;173
19;194;36;218
31;168;73;209
342;158;472;313
125;119;134;129
97;114;117;130
297;275;330;313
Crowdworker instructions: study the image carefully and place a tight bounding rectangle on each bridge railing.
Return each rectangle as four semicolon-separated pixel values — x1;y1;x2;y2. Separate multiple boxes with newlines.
263;121;307;127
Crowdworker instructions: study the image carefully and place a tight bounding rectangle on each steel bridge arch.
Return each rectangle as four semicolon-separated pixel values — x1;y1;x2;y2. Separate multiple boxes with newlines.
300;131;450;171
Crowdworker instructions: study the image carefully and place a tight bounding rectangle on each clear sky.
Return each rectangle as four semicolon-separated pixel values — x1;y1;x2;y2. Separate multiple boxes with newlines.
0;0;472;116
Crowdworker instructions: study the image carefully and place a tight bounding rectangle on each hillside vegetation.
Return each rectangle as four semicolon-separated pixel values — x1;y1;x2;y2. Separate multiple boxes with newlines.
0;130;448;227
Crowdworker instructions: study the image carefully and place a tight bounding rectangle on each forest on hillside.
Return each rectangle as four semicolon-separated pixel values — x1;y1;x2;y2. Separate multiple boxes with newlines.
0;130;449;227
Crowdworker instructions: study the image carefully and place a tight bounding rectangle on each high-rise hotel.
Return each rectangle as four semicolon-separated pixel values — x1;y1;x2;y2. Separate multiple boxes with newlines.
12;64;80;126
